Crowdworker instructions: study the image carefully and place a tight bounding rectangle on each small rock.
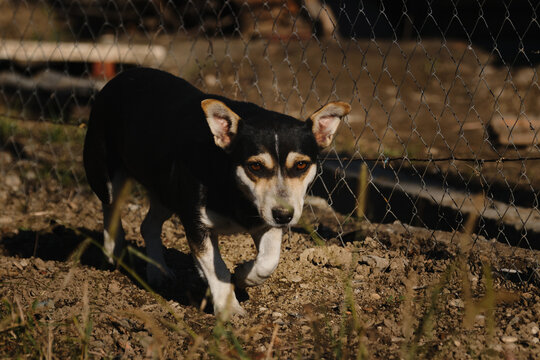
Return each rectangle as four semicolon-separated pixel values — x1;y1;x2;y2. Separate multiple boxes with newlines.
272;312;283;318
383;318;394;328
289;275;302;283
301;325;311;333
449;299;464;308
258;306;268;312
5;174;21;191
529;323;539;335
127;204;140;212
108;281;121;293
507;316;520;327
354;273;365;280
363;236;379;248
360;255;389;270
475;315;486;327
273;318;285;325
355;264;370;276
0;151;13;165
453;340;461;347
33;258;47;271
300;245;352;268
532;337;539;344
391;337;405;343
501;336;518;344
370;293;381;300
25;171;36;181
390;258;408;272
252;333;263;342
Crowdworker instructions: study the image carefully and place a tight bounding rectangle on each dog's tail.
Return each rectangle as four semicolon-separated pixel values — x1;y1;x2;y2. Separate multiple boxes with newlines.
83;99;112;205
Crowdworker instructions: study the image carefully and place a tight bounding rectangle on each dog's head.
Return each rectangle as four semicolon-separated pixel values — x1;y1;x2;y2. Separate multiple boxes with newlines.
202;99;351;227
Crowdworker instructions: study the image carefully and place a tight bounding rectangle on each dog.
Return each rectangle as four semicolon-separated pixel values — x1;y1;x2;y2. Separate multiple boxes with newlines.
83;67;350;318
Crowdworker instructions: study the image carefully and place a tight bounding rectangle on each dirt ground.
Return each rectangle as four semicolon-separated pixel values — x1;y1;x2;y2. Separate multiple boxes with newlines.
1;3;540;357
1;140;540;358
1;187;540;359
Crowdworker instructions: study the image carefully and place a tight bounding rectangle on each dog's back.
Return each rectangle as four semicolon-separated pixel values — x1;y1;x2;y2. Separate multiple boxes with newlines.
84;68;224;209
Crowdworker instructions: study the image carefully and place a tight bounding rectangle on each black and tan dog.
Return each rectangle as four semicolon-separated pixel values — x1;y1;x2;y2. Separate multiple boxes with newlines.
83;67;350;317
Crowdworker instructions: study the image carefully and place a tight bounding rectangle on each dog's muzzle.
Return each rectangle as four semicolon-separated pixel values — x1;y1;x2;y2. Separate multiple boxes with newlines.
271;207;294;225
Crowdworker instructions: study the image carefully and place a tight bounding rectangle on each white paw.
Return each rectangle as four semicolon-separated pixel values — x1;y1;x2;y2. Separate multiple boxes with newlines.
234;261;269;288
214;297;246;320
146;263;176;287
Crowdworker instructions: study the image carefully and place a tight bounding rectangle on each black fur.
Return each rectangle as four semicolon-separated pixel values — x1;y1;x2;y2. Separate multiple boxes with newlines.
83;67;319;232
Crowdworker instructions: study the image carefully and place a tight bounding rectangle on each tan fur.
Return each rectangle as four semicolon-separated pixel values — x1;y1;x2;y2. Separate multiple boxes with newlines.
201;99;241;149
285;152;312;169
310;101;351;148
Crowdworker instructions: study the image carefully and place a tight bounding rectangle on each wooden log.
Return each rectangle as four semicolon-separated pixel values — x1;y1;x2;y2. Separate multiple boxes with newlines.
0;40;166;66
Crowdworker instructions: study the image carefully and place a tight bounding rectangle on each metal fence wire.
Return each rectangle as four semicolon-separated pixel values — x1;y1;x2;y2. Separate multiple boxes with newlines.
0;0;539;284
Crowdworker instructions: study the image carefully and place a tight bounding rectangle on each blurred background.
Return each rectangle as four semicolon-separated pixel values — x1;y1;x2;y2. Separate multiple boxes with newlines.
0;0;539;277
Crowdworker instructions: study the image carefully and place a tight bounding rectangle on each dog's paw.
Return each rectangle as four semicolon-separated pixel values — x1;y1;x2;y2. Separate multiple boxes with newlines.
146;264;176;287
214;298;246;320
234;261;272;288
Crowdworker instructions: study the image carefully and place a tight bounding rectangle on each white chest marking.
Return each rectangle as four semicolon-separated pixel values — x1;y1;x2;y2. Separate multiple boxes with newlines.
199;206;245;234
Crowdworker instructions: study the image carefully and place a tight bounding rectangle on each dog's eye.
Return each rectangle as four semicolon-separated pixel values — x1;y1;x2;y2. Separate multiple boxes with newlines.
295;161;309;171
248;162;262;172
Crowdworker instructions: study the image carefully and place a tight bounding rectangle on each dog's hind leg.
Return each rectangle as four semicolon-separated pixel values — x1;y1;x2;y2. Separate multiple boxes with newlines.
141;195;174;286
102;171;127;263
234;227;283;288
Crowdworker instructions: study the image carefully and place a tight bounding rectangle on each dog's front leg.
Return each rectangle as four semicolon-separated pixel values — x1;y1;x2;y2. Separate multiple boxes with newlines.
234;227;282;288
191;231;246;319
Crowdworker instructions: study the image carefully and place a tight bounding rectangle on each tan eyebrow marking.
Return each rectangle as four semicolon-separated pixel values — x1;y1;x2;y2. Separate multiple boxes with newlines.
285;152;312;169
247;153;274;170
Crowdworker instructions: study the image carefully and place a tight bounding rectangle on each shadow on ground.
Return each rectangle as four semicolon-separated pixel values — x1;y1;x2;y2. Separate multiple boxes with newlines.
0;224;251;312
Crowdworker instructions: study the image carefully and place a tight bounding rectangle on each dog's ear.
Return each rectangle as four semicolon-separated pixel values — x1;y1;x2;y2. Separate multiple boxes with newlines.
201;99;241;150
309;102;351;148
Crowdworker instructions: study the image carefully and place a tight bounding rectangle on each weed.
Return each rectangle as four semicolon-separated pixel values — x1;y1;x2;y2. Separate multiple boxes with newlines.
297;217;326;246
303;266;369;359
40;122;85;145
72;282;92;359
0;116;18;144
0;298;47;359
403;263;455;359
210;320;250;360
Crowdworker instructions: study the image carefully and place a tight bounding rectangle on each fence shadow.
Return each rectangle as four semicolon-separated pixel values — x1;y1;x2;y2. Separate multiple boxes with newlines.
0;224;246;313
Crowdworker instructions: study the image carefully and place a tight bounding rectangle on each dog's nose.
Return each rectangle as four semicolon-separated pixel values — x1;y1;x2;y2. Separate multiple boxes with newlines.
272;207;293;225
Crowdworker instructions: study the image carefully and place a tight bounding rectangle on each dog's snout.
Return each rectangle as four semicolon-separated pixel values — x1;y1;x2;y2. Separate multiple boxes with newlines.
271;207;293;225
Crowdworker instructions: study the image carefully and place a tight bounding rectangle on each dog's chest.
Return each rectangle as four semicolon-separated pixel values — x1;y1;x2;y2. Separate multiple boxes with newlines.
199;206;246;234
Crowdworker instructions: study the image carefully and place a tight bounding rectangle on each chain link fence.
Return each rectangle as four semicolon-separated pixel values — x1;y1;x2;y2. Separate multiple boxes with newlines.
0;0;539;284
